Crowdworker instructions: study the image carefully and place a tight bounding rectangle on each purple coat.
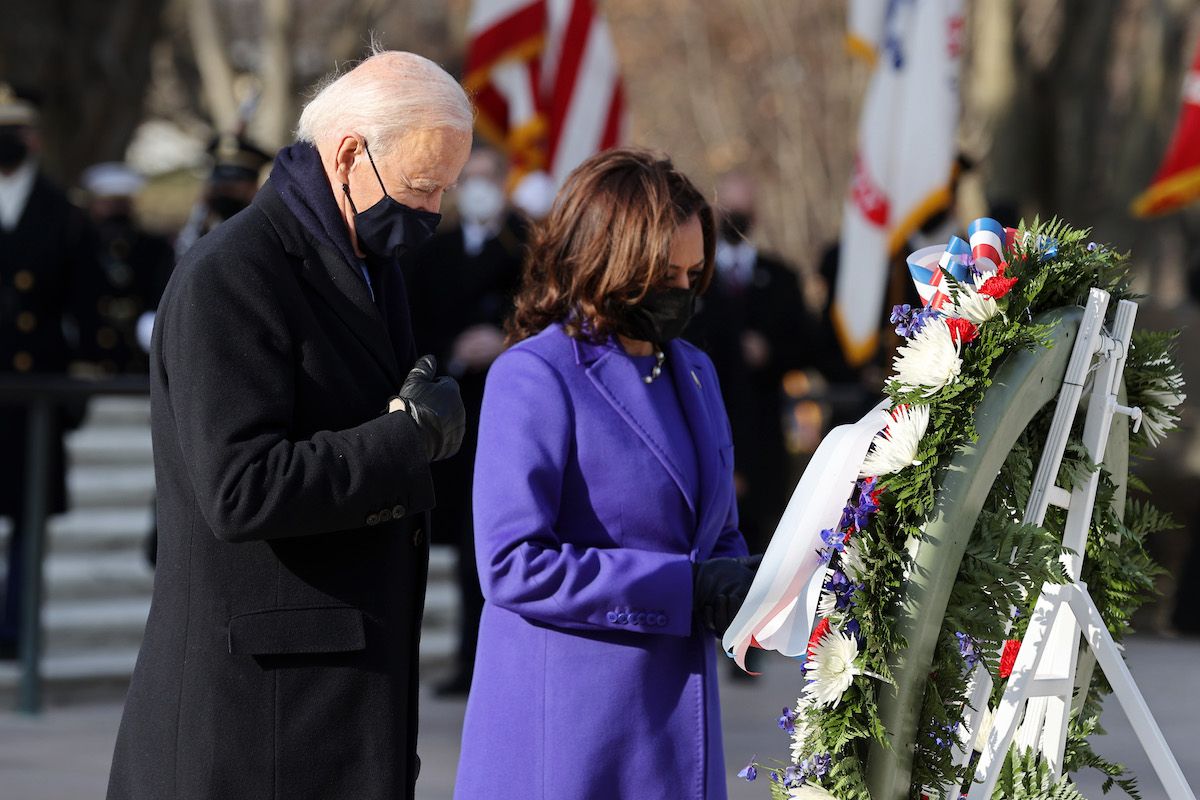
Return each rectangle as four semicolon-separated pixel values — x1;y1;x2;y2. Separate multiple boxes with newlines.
454;323;748;800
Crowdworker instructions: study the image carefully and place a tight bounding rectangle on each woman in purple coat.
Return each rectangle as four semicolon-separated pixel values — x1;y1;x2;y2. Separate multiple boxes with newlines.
454;149;759;799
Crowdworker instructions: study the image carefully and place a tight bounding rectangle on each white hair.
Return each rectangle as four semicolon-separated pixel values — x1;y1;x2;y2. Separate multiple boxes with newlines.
296;49;473;156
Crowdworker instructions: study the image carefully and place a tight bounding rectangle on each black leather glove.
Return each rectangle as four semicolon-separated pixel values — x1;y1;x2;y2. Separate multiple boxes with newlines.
395;354;466;462
692;554;763;637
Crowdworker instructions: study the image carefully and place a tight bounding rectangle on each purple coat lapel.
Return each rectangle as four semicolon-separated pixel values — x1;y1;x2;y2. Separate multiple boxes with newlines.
666;337;728;555
576;337;698;515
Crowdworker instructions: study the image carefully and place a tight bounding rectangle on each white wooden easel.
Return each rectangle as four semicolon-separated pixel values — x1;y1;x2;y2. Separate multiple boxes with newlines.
940;289;1196;800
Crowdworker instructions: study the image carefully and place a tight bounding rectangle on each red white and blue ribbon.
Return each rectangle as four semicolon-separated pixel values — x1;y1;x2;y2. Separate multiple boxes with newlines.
967;217;1007;274
907;236;971;309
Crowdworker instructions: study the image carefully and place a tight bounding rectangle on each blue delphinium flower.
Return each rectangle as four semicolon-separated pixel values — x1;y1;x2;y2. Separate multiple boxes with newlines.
852;484;879;529
819;528;847;555
1087;241;1099;252
928;722;958;748
738;759;757;781
845;618;862;639
955;631;980;670
778;706;795;735
890;303;913;324
907;304;942;336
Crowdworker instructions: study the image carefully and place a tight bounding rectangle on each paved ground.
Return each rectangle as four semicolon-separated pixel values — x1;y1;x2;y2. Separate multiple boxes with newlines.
1;635;1197;799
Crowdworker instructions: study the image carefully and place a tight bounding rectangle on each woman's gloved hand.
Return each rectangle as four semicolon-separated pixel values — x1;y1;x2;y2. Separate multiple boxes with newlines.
692;554;763;637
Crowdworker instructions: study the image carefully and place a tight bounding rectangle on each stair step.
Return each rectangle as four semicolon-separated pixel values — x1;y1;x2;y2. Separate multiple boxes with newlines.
428;545;455;582
83;396;151;427
43;598;151;655
68;466;156;509
66;426;154;466
44;552;155;603
48;508;153;553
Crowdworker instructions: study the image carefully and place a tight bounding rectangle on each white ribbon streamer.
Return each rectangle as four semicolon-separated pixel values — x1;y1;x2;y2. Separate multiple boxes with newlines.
723;399;891;671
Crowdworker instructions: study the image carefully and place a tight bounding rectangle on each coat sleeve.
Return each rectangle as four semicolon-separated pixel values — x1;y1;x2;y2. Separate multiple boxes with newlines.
473;347;695;637
159;244;434;543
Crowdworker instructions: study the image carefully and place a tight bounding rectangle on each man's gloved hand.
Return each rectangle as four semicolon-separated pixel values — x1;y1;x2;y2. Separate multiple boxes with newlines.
692;553;763;637
394;355;466;462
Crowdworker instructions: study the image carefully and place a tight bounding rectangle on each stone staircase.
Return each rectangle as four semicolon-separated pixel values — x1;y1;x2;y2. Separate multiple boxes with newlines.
0;396;459;706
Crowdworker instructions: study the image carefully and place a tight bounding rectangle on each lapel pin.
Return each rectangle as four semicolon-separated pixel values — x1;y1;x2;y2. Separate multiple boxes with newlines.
691;370;702;389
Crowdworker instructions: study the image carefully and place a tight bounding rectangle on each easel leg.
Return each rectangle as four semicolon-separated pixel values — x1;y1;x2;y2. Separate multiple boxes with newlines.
1066;584;1197;800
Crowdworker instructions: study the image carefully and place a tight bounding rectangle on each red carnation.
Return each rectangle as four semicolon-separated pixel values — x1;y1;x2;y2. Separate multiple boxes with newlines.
946;317;979;343
979;273;1018;299
807;618;832;658
998;638;1021;678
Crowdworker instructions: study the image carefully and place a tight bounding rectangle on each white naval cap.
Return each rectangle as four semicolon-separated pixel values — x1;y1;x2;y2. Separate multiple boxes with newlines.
81;162;146;198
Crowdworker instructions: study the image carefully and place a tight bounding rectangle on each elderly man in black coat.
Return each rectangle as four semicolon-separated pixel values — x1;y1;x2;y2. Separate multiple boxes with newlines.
107;50;472;800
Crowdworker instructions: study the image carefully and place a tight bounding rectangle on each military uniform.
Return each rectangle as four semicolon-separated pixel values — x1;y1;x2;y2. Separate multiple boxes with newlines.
0;84;98;648
77;163;174;374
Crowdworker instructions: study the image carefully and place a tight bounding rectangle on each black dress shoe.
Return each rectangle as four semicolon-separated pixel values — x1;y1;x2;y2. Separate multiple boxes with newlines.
434;671;473;697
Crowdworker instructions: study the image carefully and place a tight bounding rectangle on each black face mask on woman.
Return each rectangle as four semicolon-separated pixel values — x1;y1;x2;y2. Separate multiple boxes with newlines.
613;285;698;344
341;141;442;260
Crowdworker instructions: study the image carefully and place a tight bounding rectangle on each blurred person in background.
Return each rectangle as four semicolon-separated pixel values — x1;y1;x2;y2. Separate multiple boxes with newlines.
686;170;810;555
106;50;471;800
172;132;272;261
402;145;528;696
0;83;97;660
78;162;173;374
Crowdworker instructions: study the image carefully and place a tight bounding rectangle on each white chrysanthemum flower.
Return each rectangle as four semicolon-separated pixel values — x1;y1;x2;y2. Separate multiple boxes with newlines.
789;711;811;762
972;707;996;752
789;784;839;800
891;319;961;397
859;404;930;477
802;628;860;708
950;278;999;324
816;589;837;618
840;541;867;583
1142;384;1186;447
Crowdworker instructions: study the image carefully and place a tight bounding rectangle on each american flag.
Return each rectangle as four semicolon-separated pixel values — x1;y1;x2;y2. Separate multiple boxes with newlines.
464;0;627;187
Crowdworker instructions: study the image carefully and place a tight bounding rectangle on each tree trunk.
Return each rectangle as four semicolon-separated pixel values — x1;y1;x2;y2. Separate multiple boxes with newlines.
188;0;239;135
255;0;296;148
0;0;169;183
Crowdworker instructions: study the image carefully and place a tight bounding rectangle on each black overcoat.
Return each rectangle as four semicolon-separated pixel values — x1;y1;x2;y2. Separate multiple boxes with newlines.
107;177;436;800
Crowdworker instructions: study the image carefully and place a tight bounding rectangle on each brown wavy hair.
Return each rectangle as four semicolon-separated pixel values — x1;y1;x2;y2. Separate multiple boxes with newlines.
506;148;715;344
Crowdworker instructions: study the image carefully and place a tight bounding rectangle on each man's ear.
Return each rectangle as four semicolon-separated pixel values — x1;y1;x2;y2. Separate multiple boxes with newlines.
332;135;361;180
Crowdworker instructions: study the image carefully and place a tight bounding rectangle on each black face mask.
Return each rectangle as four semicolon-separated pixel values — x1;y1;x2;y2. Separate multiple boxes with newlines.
0;128;29;169
720;211;754;244
613;285;698;344
342;141;441;260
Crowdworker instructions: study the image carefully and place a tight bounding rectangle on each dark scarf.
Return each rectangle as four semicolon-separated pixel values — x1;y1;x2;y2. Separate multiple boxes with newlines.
269;141;363;274
267;141;418;368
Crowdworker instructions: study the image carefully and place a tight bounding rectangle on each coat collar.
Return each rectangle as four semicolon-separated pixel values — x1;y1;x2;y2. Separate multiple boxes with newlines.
255;180;403;385
575;332;725;538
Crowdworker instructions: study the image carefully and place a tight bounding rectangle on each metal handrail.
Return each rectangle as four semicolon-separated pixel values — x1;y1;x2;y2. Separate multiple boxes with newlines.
0;374;150;714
